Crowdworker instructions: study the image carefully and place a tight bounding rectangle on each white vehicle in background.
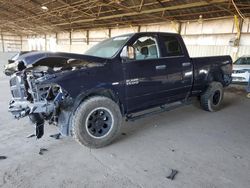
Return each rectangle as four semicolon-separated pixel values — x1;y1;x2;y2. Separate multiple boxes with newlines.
232;56;250;83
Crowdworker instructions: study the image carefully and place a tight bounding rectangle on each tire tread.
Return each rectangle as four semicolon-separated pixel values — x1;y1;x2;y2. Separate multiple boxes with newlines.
72;96;122;148
200;82;223;112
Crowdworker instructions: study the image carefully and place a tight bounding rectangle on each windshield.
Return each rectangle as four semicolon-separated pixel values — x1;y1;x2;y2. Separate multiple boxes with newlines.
235;57;250;65
84;35;131;58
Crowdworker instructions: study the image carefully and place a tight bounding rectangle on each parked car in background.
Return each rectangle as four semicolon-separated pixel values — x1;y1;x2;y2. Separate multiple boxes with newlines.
232;56;250;83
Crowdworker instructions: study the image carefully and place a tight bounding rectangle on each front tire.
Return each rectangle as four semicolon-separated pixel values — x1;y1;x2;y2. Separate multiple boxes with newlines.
200;82;224;112
72;96;122;148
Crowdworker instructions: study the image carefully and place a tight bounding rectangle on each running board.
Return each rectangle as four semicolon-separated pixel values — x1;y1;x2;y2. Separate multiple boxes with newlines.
126;100;192;122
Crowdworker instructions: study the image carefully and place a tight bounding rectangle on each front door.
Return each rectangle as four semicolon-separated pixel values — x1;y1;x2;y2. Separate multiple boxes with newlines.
123;34;168;112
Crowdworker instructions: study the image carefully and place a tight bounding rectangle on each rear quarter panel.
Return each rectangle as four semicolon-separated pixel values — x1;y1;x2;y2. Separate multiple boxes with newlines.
191;55;232;94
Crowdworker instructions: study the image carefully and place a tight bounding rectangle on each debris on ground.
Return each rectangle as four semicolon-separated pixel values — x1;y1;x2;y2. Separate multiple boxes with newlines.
110;153;117;158
26;133;36;138
0;156;7;160
121;133;126;136
39;148;48;155
49;133;61;139
166;169;178;180
233;154;243;159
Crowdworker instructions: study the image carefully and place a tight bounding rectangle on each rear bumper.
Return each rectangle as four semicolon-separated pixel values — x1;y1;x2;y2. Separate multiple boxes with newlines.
224;74;232;86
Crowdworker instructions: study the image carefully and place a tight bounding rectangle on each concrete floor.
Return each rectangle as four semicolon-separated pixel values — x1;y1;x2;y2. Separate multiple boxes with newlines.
0;54;250;188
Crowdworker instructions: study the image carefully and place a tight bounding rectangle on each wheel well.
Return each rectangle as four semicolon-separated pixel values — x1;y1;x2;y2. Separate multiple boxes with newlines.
208;69;225;86
88;89;117;101
73;89;125;115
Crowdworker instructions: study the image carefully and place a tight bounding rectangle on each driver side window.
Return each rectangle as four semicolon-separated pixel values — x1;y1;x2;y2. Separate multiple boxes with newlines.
132;36;159;60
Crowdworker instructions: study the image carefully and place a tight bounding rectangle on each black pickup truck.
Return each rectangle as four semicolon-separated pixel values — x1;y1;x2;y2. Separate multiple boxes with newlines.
4;32;232;148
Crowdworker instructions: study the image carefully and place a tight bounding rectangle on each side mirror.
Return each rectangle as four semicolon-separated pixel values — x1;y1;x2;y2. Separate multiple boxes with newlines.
120;46;135;61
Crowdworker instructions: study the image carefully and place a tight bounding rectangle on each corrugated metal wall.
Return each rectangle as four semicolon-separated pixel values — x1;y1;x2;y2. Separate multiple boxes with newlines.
186;45;235;57
181;18;250;60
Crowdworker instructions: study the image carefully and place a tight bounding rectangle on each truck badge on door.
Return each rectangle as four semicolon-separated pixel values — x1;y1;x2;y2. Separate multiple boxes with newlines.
126;78;139;85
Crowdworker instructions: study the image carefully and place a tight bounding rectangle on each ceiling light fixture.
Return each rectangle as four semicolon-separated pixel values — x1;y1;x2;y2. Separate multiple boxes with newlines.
41;6;48;11
114;0;121;4
198;15;203;24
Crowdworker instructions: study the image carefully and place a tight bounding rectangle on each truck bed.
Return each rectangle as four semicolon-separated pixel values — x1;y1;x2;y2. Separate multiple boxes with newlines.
191;55;232;94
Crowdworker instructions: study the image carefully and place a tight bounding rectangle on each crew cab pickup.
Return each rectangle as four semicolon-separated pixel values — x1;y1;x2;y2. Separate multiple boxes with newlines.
4;32;232;148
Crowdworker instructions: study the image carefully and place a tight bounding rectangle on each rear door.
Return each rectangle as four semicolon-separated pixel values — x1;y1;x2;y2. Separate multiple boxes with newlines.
157;34;193;102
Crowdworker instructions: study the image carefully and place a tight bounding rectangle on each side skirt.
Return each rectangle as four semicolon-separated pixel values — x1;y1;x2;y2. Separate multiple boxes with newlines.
125;99;192;122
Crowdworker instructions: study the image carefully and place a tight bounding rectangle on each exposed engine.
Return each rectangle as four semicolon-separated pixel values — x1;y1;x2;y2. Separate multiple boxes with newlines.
9;65;69;138
5;52;105;139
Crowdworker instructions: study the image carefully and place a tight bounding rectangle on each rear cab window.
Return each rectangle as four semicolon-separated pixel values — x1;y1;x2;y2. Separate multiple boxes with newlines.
160;35;184;57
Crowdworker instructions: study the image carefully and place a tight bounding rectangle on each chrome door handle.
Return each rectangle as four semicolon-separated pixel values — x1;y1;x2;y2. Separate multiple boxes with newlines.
182;62;191;67
155;65;166;70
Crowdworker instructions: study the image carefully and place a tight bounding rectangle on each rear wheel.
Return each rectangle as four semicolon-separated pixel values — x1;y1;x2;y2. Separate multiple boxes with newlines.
200;82;224;112
72;96;122;148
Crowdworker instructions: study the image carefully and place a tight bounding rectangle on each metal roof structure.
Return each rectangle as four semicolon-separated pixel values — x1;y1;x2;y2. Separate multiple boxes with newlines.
0;0;249;35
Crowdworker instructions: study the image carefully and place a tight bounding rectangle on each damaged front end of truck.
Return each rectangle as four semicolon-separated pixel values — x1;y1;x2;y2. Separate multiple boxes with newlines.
5;52;105;138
